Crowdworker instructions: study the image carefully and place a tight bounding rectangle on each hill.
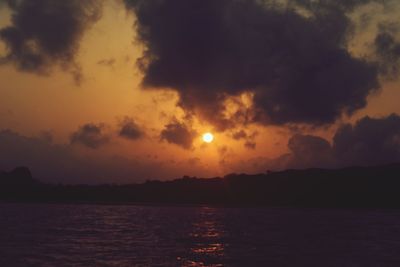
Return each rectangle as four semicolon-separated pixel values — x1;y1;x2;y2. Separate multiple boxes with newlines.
2;164;400;207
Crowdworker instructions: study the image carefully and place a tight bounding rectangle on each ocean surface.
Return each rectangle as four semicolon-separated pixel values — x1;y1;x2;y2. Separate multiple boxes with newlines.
1;204;400;266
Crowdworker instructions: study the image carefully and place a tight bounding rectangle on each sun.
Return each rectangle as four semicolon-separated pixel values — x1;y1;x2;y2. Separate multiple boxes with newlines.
202;132;214;143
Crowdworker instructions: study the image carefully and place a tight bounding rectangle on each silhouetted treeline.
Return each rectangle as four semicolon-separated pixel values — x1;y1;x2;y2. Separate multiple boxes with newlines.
2;164;400;207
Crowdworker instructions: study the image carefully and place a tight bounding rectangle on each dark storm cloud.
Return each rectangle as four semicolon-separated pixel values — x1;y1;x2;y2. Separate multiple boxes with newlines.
160;120;197;150
118;117;144;140
70;123;110;149
0;0;102;83
276;114;400;169
125;0;379;128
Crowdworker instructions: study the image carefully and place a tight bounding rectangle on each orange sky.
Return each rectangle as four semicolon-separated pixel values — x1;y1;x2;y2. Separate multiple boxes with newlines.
0;0;400;183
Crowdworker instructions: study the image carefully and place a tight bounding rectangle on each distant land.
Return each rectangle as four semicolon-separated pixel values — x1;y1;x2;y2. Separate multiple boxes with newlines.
2;164;400;208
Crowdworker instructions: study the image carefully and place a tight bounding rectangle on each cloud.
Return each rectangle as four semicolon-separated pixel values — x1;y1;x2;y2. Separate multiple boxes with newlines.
230;129;258;149
270;114;400;170
293;0;379;11
70;123;110;149
160;120;197;149
333;114;400;166
2;115;400;183
0;0;102;83
289;134;332;158
374;30;400;77
118;117;144;140
284;134;334;169
125;0;379;128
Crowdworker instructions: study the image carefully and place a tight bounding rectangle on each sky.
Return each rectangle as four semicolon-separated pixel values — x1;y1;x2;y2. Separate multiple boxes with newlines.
0;0;400;184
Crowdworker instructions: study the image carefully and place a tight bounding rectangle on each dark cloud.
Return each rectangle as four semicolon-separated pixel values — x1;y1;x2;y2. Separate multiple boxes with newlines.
374;31;400;77
273;114;400;170
285;134;334;168
293;0;379;11
160;120;197;149
231;129;258;149
333;114;400;166
70;123;110;149
289;134;332;157
118;117;144;140
0;0;102;83
125;0;379;128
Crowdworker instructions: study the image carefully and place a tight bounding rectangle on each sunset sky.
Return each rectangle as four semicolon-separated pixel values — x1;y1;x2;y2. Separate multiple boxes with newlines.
1;0;400;183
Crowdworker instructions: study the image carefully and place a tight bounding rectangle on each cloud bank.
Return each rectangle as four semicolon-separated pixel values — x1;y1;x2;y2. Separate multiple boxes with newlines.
1;114;400;183
275;114;400;170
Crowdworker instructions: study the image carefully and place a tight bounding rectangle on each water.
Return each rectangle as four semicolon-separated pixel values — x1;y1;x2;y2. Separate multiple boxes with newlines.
1;204;400;266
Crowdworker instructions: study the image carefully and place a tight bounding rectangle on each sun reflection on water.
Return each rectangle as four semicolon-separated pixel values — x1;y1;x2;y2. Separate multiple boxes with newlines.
179;207;226;267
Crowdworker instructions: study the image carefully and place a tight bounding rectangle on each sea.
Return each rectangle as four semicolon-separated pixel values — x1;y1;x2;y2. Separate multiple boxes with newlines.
1;203;400;266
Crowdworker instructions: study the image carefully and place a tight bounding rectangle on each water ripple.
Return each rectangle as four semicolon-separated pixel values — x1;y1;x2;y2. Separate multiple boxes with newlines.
1;204;400;266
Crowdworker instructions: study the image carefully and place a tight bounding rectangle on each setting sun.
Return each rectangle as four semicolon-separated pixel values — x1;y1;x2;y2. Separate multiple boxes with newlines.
202;132;214;143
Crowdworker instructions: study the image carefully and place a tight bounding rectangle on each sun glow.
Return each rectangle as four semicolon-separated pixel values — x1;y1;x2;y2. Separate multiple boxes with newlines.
202;132;214;143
